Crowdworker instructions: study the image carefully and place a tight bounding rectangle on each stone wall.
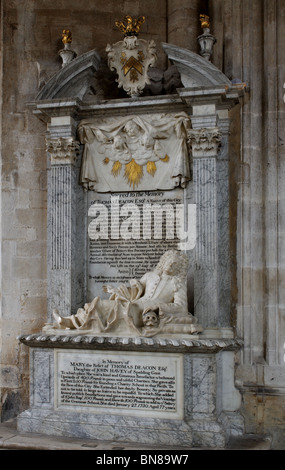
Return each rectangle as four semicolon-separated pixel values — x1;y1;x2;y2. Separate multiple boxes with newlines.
0;0;170;422
209;0;285;448
0;0;285;448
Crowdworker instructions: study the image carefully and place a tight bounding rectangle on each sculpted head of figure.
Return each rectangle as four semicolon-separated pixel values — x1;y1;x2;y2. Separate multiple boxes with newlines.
113;134;125;149
155;250;188;279
141;133;154;148
124;121;140;137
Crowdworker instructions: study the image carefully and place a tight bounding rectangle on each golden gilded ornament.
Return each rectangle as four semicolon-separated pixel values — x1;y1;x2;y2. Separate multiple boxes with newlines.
146;161;157;176
124;159;144;189
138;50;145;62
112;160;122;176
107;153;170;188
120;52;127;64
122;55;144;77
129;69;138;82
200;14;210;29
115;15;145;36
62;29;72;44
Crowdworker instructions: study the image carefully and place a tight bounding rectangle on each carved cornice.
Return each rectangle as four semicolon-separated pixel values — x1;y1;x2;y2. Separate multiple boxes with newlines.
18;333;243;354
188;127;222;157
46;137;80;165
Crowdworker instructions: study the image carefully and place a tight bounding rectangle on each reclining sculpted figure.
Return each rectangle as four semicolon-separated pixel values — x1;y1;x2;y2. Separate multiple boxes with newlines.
51;250;203;337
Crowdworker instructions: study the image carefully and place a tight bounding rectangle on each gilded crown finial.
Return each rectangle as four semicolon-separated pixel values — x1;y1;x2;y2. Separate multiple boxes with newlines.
62;29;72;45
115;15;145;36
200;14;210;29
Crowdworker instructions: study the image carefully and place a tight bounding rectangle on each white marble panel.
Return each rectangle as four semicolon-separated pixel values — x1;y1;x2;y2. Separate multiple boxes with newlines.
54;349;184;420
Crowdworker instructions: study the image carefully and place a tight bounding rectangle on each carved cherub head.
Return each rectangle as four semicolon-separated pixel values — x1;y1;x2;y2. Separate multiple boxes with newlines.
124;120;141;137
141;133;155;149
113;134;125;149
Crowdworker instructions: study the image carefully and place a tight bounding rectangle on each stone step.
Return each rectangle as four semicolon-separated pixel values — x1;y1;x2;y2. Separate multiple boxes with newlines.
0;419;272;451
227;434;272;450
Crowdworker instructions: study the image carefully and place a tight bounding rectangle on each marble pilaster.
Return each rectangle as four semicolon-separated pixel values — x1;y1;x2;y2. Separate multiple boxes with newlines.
188;125;222;328
216;115;232;327
46;117;86;321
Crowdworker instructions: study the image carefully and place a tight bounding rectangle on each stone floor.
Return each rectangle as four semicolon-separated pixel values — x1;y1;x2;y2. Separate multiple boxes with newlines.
0;418;272;451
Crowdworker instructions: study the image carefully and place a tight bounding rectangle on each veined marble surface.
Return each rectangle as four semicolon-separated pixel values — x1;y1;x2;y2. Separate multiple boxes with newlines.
17;344;243;448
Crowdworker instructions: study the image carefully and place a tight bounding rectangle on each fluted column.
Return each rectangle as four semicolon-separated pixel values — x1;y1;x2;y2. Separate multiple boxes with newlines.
46;117;86;321
188;126;222;328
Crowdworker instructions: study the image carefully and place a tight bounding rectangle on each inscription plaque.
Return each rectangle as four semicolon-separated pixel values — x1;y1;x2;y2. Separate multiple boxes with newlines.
55;350;184;419
87;188;193;300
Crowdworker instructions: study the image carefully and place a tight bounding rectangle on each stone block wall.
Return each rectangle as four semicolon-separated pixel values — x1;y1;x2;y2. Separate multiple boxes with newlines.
0;0;170;423
209;0;285;448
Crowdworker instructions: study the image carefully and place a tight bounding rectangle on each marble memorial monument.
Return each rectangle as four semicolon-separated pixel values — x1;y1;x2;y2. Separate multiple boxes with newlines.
48;249;203;337
17;16;245;448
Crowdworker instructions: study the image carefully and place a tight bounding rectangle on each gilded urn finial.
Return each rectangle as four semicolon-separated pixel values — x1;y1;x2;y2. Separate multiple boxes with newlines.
197;14;216;61
59;29;76;67
115;15;145;36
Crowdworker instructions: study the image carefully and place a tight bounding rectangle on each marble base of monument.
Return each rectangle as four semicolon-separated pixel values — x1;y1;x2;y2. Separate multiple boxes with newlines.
17;332;244;448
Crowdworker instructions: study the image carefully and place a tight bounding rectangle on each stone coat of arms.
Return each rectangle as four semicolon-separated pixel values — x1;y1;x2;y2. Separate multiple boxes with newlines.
106;16;157;97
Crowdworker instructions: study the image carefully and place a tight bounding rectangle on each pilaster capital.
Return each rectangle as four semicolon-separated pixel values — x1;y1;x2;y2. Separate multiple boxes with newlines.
188;127;222;157
46;136;80;165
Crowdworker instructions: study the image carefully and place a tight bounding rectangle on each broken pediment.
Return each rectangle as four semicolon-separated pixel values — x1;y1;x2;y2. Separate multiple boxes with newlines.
35;43;231;102
36;49;101;101
162;43;231;88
